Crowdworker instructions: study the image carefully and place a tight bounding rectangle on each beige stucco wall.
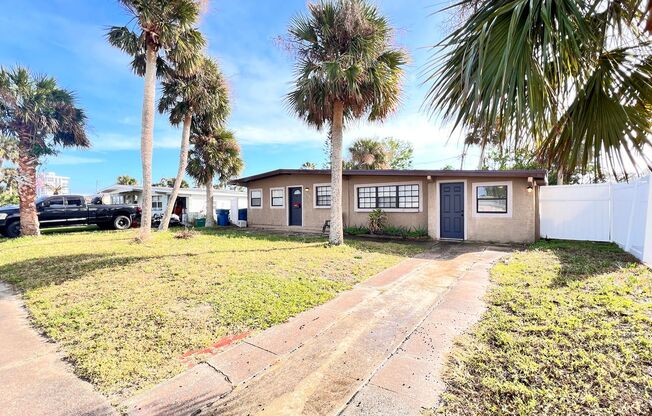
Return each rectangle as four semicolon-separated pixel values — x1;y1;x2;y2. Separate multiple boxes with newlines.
427;177;536;243
244;174;538;243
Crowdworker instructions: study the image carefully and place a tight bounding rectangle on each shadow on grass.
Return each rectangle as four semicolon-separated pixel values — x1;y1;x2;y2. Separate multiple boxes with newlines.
0;243;341;291
534;239;638;287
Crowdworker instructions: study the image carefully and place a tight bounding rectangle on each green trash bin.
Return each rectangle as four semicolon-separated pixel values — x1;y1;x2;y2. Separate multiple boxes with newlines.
195;218;206;228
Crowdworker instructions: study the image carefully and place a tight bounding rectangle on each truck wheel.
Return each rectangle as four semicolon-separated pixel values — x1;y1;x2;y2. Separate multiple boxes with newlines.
5;221;21;238
113;215;132;230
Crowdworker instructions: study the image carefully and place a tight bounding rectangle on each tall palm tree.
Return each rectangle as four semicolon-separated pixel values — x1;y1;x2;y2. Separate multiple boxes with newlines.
300;162;317;169
157;57;229;231
426;0;652;180
286;0;407;245
0;66;89;236
107;0;204;239
187;127;243;227
347;138;389;169
116;175;138;185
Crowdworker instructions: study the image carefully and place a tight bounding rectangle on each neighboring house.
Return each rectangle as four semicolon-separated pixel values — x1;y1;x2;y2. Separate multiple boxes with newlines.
230;169;547;243
99;184;247;224
36;172;70;197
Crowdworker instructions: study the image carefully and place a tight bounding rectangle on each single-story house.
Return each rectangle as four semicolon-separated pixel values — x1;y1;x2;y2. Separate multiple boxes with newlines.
230;169;548;243
99;184;247;224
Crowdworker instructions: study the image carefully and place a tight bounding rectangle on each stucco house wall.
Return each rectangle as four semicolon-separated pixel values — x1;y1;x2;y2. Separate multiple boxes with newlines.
236;170;544;243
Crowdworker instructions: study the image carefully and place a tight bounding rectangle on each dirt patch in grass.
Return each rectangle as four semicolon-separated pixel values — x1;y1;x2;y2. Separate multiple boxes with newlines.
431;240;652;416
0;228;425;400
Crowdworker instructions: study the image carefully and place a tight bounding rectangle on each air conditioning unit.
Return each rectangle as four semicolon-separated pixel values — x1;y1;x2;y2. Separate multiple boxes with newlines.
235;220;247;228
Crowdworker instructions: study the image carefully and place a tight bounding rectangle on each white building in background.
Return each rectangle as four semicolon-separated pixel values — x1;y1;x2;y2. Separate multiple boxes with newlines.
99;184;247;224
36;172;70;197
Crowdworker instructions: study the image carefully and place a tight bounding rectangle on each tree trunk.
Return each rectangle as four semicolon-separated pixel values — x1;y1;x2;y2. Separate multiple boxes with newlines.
205;176;215;227
138;44;157;240
329;100;345;245
16;142;39;236
557;166;564;185
159;112;192;232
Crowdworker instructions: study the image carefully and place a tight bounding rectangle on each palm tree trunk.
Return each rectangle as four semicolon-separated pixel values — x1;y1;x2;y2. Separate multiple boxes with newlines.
329;100;344;245
557;166;564;185
17;141;39;236
205;176;215;227
159;112;192;231
138;44;157;240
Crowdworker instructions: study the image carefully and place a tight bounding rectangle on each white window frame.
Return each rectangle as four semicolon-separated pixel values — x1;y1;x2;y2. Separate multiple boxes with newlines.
313;183;332;209
472;181;513;218
353;181;423;213
249;188;263;209
270;187;285;209
152;195;164;211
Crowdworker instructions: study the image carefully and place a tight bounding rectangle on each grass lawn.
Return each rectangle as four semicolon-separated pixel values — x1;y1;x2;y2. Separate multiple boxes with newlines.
434;240;652;416
0;228;425;400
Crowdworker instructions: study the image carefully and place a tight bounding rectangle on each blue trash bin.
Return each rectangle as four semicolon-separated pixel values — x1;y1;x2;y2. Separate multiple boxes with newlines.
238;208;247;221
216;209;230;226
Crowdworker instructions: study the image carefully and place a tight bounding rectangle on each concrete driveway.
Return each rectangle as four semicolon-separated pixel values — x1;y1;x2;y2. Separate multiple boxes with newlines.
127;242;509;416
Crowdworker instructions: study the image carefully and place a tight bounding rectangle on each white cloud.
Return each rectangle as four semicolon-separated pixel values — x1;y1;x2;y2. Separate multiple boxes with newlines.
89;133;182;151
43;155;104;166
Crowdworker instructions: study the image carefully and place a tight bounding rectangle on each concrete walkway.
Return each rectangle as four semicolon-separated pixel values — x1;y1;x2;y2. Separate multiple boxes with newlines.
0;283;115;416
125;242;508;416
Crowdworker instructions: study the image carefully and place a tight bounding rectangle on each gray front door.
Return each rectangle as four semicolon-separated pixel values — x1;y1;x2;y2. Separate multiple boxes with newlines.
440;182;464;239
288;187;302;226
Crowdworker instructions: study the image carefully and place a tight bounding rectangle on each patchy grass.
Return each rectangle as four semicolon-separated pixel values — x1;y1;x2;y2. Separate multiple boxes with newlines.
0;228;425;400
433;240;652;416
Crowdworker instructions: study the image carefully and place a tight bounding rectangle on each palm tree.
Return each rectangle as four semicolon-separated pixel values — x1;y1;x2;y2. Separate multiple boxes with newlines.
426;0;652;180
0;66;89;236
187;127;243;227
157;57;230;231
300;162;317;169
286;0;407;245
106;0;204;239
116;175;138;185
0;136;18;170
347;138;389;169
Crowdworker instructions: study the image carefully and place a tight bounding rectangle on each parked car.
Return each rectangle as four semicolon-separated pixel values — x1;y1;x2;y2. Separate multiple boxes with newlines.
0;195;141;238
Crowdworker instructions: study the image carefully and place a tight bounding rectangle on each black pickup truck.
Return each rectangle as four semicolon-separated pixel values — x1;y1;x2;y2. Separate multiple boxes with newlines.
0;195;141;238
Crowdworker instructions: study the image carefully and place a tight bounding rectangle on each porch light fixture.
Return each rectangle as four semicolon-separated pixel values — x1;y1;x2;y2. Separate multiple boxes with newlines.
527;176;534;193
305;187;310;192
527;185;533;193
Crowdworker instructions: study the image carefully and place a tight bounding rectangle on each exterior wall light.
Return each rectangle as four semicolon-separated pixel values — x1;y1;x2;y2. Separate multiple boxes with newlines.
527;185;533;193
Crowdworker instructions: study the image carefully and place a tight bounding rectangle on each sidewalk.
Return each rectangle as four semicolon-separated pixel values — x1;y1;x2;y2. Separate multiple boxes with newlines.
0;283;115;416
125;242;508;416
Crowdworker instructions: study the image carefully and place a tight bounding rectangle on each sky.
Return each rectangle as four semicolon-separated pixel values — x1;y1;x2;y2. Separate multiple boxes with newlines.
0;0;478;194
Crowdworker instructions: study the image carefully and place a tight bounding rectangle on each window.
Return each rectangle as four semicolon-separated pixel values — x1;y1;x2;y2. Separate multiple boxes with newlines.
356;184;420;210
111;195;125;205
65;197;83;207
152;195;163;210
315;185;331;207
49;197;65;207
476;185;508;213
250;189;262;207
271;188;284;207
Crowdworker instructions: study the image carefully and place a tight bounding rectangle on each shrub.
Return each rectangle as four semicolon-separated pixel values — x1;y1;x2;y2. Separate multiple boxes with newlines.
344;226;369;235
368;209;387;234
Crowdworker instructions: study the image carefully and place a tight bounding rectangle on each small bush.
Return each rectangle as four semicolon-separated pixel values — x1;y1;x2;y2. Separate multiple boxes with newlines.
344;226;369;235
368;209;387;234
380;225;429;239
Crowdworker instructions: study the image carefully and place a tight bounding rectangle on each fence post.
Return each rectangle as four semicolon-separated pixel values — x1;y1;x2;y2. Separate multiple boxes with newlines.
643;177;652;266
624;179;640;252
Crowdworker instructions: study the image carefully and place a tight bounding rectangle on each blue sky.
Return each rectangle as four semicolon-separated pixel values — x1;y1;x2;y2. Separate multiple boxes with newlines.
0;0;477;194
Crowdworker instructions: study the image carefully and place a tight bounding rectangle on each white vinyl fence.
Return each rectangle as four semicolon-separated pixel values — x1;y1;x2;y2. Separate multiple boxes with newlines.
539;176;652;265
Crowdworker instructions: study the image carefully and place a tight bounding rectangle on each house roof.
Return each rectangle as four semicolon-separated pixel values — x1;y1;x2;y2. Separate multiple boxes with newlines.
230;169;549;186
99;184;246;197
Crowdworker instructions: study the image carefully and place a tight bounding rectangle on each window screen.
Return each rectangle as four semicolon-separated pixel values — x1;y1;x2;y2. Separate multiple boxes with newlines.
315;186;331;207
271;189;284;207
357;184;419;210
476;185;508;213
250;190;262;207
